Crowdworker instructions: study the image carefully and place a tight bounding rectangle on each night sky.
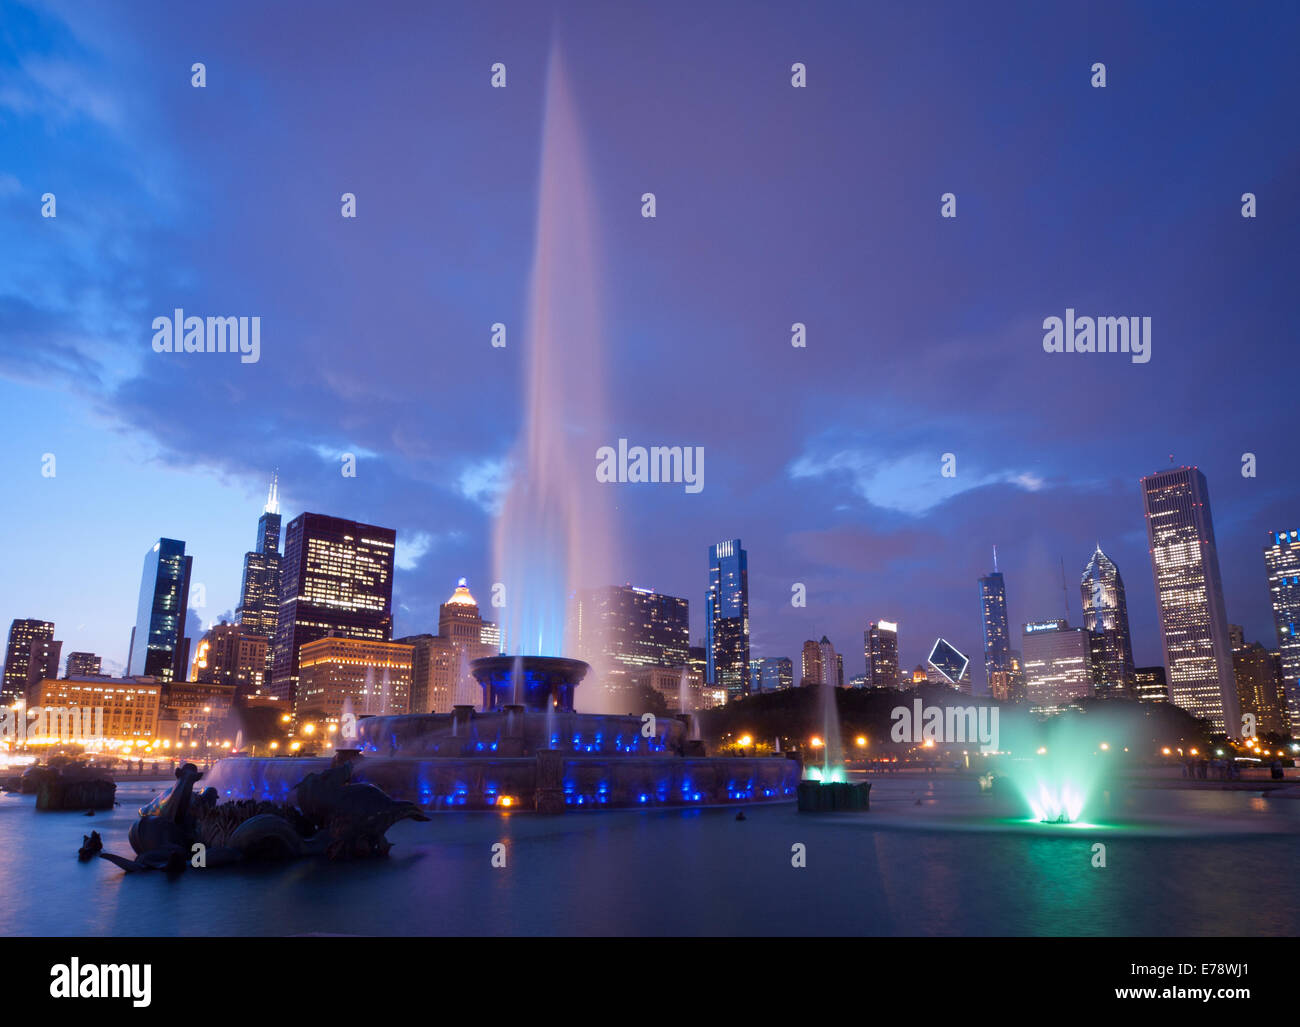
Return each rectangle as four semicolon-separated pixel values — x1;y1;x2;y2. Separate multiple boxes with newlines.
2;1;1298;687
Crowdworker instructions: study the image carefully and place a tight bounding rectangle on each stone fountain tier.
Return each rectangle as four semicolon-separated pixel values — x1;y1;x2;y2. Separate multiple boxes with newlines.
356;707;693;758
202;753;801;812
471;654;588;712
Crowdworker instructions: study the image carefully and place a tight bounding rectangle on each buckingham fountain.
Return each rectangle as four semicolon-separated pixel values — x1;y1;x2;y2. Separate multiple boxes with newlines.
202;44;800;814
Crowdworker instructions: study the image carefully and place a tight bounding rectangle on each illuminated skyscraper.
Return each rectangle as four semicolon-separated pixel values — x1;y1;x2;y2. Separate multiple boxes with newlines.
2;619;56;704
706;539;750;698
1263;529;1300;725
1021;619;1092;711
927;637;971;692
1140;466;1239;734
572;585;690;681
271;513;396;705
978;552;1011;693
800;639;822;687
1231;640;1291;737
236;473;282;679
865;620;899;689
64;652;101;678
1079;545;1136;698
757;656;793;691
127;538;193;683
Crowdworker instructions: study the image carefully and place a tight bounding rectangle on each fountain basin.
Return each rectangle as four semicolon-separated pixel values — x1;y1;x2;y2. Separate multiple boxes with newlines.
202;753;800;811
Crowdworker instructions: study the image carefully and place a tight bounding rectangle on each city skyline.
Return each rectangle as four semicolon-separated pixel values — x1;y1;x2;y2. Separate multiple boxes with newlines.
3;3;1298;692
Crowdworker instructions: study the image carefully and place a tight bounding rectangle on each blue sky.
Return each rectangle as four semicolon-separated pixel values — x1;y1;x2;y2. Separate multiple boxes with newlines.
2;0;1298;683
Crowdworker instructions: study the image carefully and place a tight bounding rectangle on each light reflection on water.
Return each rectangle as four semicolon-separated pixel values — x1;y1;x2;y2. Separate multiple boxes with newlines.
1;776;1297;936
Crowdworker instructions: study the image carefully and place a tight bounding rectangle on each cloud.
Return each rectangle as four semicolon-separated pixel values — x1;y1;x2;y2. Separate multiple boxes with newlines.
457;457;510;515
788;445;1045;516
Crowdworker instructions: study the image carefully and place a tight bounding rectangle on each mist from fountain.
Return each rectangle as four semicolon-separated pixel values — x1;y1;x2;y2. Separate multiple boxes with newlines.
491;41;619;709
806;680;847;784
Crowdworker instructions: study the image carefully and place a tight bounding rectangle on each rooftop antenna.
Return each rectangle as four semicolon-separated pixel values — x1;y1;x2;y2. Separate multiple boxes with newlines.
992;544;999;573
1060;556;1071;621
265;469;280;515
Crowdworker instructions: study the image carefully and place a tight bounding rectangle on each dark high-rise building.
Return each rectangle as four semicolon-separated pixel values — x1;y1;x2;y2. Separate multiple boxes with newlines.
865;620;899;689
1080;545;1136;698
800;639;822;687
573;585;690;678
1021;619;1091;711
127;538;193;683
978;552;1011;693
271;512;396;705
1263;529;1300;726
1133;665;1168;703
1231;641;1291;737
757;656;793;691
1141;466;1240;734
236;474;283;680
706;539;750;699
928;637;971;692
2;619;56;703
191;621;270;705
64;652;101;678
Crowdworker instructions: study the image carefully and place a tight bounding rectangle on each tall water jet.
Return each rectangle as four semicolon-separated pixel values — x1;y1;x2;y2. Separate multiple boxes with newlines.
819;680;845;783
492;41;619;708
677;667;691;715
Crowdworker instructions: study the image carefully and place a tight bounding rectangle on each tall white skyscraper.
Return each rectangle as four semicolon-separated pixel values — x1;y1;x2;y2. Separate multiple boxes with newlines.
1140;466;1239;735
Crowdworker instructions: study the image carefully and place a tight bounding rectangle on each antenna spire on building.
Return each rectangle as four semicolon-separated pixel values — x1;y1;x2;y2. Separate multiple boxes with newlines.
264;470;280;515
992;545;998;573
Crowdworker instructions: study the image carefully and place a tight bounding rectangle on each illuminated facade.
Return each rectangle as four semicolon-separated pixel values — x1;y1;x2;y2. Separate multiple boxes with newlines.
1231;641;1291;737
865;620;899;689
127;538;193;683
1079;545;1136;698
1021;620;1092;711
1140;467;1239;734
800;639;822;686
271;512;396;704
236;474;282;680
161;679;235;746
572;585;689;682
3;620;56;704
978;559;1011;692
30;676;162;744
296;635;413;722
190;621;271;705
706;539;750;699
1263;529;1300;726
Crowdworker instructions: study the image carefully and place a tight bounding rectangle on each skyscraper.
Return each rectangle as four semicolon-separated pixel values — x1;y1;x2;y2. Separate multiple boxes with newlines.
800;639;822;687
757;656;793;691
572;585;690;682
865;620;899;689
127;538;193;683
1263;529;1300;726
927;637;971;692
64;652;102;678
978;552;1011;694
1079;544;1136;698
706;539;750;699
1141;466;1240;734
1021;619;1092;711
2;619;55;704
1231;640;1291;737
236;474;283;679
271;512;396;705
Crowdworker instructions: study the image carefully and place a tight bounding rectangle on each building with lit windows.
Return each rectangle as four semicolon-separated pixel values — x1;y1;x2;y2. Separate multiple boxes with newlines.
3;620;56;704
1140;466;1239;734
160;679;236;748
978;555;1011;693
64;652;102;678
706;539;750;699
865;620;899;689
271;513;396;705
29;676;162;745
236;474;282;681
1133;665;1169;703
572;585;689;686
757;656;794;692
800;639;822;687
1263;529;1300;726
1231;641;1291;737
127;538;193;684
1080;545;1136;698
296;635;413;723
1021;620;1092;711
190;621;272;706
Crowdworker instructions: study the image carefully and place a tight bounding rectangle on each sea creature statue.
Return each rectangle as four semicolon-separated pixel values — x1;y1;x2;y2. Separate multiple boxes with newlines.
96;758;426;873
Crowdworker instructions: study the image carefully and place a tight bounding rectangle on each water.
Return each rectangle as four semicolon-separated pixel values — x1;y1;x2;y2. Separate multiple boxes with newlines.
5;776;1298;936
491;42;617;683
